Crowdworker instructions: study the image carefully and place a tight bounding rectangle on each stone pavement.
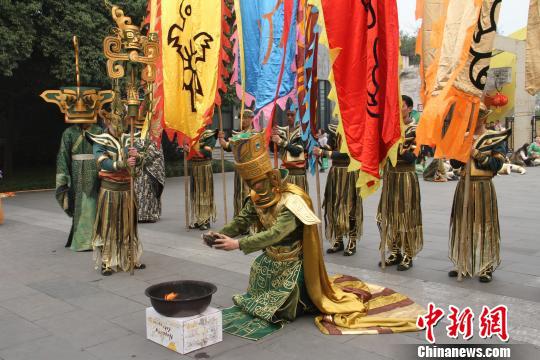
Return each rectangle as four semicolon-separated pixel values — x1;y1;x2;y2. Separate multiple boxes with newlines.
1;167;540;359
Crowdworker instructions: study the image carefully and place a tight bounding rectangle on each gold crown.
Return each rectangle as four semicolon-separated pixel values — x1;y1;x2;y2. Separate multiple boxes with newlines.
230;132;273;180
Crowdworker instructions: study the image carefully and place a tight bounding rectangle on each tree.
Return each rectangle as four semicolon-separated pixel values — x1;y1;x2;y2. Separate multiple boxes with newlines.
400;32;420;66
37;0;147;87
0;0;41;76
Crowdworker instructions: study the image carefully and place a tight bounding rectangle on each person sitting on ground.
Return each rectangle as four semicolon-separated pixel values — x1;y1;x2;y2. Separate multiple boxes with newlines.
527;137;540;166
498;156;527;175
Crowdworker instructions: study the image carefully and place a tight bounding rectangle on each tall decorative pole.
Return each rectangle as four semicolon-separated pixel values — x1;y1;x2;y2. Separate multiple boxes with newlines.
102;3;159;275
218;106;228;223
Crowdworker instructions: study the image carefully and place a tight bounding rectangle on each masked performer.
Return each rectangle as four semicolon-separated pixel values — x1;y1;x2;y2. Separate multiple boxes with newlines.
271;109;308;193
56;123;102;251
218;109;255;216
87;108;144;276
377;96;423;271
206;132;424;340
186;128;217;230
448;105;509;283
313;123;362;256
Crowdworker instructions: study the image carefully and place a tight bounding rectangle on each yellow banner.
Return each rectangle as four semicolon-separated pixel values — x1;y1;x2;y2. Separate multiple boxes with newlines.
161;0;221;139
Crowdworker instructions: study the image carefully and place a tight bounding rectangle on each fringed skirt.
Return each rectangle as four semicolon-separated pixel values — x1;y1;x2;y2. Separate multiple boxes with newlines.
323;166;363;245
233;169;250;217
449;176;501;276
285;168;309;194
93;179;142;272
377;163;423;257
189;160;216;226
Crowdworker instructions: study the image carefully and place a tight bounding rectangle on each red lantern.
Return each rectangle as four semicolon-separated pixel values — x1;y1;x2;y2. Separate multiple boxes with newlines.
491;92;508;108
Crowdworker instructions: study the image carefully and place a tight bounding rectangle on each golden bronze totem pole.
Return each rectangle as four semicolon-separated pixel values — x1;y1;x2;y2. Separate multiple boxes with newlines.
103;3;159;274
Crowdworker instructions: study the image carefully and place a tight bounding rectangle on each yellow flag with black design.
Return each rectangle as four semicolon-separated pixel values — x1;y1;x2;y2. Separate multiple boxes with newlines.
160;0;223;140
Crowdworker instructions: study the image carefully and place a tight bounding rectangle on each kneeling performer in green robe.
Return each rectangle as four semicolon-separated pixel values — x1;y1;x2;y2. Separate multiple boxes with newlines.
205;132;425;340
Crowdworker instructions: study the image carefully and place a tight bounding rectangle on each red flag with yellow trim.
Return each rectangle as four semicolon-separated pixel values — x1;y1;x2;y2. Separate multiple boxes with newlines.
320;0;401;197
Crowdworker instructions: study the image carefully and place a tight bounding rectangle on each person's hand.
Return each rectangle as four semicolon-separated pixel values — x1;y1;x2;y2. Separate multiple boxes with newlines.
313;146;322;157
183;144;190;152
271;135;282;144
127;156;136;167
213;234;240;251
128;147;138;157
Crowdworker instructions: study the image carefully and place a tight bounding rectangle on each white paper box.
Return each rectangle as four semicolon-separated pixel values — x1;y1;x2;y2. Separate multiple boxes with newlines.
146;306;222;354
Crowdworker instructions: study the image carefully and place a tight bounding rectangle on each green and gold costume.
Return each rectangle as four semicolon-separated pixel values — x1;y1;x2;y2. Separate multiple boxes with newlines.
377;124;423;270
274;125;309;192
322;124;363;256
218;132;424;340
87;130;142;273
189;129;217;228
56;124;102;251
449;129;509;281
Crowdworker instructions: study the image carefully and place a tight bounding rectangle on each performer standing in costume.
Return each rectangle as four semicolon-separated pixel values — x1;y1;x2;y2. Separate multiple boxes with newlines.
87;107;144;276
133;131;165;223
448;105;509;283
313;123;363;256
186;127;217;230
204;131;424;340
377;95;423;271
133;137;164;223
56;123;102;251
218;109;255;216
271;109;309;192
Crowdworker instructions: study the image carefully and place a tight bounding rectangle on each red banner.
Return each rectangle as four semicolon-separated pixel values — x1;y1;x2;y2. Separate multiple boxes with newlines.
321;0;401;191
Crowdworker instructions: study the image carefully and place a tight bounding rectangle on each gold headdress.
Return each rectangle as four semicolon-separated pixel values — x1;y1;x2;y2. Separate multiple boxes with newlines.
40;36;114;124
230;132;273;181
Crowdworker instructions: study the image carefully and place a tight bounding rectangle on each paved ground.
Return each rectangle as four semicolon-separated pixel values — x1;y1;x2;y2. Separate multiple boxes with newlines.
1;165;540;359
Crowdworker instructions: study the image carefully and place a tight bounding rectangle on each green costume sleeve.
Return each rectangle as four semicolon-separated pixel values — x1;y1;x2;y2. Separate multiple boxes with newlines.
199;135;216;159
238;208;299;255
55;127;74;216
474;143;506;172
219;200;258;237
93;143;116;171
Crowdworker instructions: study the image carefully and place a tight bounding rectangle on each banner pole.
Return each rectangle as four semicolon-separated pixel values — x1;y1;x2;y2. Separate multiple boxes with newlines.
184;141;190;231
457;161;472;282
218;106;228;223
380;171;388;270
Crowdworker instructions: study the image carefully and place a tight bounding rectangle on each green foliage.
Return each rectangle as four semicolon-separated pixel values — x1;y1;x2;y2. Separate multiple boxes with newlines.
0;0;147;86
0;0;41;76
400;32;420;66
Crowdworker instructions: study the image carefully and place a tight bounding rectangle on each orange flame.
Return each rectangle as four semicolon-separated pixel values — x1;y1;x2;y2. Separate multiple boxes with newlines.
164;292;179;301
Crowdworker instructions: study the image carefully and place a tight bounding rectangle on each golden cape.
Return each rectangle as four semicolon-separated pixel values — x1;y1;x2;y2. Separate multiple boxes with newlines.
285;185;425;334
